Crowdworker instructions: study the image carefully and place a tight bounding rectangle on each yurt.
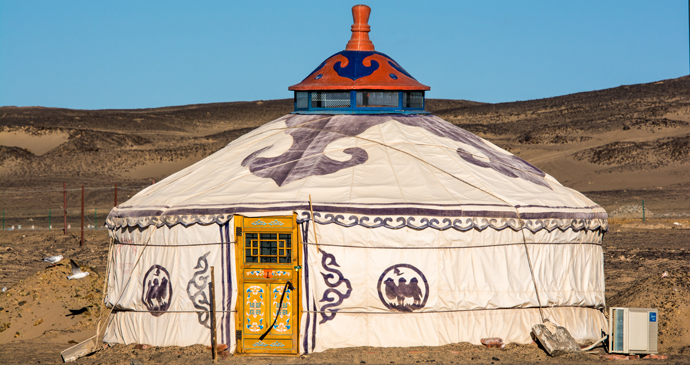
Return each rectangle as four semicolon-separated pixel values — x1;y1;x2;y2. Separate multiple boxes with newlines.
104;5;608;355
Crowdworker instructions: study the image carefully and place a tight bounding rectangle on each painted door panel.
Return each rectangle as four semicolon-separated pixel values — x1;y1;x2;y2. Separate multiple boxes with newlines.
269;283;293;335
243;284;267;335
235;215;300;355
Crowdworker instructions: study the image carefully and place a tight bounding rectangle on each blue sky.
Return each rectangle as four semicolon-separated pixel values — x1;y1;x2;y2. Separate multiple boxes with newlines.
0;0;688;110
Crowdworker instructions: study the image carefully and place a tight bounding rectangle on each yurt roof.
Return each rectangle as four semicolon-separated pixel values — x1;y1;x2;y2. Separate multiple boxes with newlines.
107;113;607;232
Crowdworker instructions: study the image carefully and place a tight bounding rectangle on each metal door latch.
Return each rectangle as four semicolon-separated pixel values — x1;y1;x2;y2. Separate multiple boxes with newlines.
236;330;242;340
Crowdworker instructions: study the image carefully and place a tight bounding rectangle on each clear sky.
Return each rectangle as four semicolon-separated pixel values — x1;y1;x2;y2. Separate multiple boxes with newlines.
1;0;688;110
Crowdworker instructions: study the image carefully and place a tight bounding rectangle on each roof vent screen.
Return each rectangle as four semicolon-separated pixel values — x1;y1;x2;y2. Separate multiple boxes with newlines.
311;91;351;108
357;91;398;108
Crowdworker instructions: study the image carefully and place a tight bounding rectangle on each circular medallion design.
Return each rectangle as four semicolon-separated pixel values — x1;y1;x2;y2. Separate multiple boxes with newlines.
377;264;429;312
142;264;173;317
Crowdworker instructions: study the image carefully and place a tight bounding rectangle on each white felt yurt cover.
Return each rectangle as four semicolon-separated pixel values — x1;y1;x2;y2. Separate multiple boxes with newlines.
104;114;607;353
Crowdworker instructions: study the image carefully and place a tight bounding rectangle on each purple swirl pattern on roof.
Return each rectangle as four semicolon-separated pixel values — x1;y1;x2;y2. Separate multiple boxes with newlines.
241;114;549;188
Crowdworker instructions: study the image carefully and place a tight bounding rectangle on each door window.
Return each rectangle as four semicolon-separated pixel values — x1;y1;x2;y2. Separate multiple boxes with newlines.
245;233;292;263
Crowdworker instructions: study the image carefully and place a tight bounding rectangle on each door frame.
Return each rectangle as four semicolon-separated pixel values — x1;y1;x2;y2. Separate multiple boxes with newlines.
234;214;302;355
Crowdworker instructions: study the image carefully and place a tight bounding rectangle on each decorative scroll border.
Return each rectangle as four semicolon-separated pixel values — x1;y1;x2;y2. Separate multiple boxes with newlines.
186;252;212;329
296;212;607;233
318;249;352;324
106;211;607;233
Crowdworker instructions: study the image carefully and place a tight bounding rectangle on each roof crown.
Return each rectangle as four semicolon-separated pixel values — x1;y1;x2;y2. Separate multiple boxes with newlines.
288;5;430;92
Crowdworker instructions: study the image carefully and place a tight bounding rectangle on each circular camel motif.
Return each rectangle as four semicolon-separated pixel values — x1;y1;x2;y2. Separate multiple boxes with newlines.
376;264;429;312
142;264;173;317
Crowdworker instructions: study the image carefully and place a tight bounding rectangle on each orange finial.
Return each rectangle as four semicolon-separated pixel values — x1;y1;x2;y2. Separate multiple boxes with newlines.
346;4;375;51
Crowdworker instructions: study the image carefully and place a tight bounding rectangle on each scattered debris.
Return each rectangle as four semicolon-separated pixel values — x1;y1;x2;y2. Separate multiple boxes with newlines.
206;344;228;352
61;335;99;363
135;344;149;350
600;354;639;360
599;353;667;361
642;354;668;360
662;271;668;278
481;338;505;349
531;321;581;356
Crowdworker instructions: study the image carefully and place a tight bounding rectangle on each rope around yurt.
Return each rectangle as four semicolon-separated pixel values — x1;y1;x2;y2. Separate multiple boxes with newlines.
283;118;548;324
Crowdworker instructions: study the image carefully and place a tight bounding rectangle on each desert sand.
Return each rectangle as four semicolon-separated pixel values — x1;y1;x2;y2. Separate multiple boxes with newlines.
0;75;688;363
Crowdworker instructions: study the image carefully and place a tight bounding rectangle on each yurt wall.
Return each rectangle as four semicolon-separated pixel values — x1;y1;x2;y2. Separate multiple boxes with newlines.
299;216;606;352
104;222;238;351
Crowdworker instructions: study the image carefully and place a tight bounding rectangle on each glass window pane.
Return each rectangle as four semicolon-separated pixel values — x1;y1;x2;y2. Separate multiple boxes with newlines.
261;256;277;263
246;251;257;263
279;241;284;248
357;91;398;107
403;91;424;108
252;249;258;256
295;92;308;109
261;233;276;240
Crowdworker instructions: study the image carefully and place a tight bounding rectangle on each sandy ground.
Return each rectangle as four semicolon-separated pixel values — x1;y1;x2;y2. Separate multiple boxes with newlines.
0;223;688;364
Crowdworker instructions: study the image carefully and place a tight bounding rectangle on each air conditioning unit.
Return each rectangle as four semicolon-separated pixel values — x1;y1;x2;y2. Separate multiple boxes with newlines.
609;307;658;354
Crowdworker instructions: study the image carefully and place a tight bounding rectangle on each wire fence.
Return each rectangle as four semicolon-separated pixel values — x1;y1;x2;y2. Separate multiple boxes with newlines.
606;200;690;221
1;184;152;232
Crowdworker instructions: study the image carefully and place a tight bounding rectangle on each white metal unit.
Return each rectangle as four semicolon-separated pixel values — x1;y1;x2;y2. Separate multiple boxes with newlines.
609;307;658;354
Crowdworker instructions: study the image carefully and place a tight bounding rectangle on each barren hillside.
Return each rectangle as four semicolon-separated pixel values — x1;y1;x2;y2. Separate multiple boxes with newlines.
1;76;688;219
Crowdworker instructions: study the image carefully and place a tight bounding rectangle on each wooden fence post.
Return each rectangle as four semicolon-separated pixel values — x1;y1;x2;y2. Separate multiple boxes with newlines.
63;183;67;235
81;185;84;246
